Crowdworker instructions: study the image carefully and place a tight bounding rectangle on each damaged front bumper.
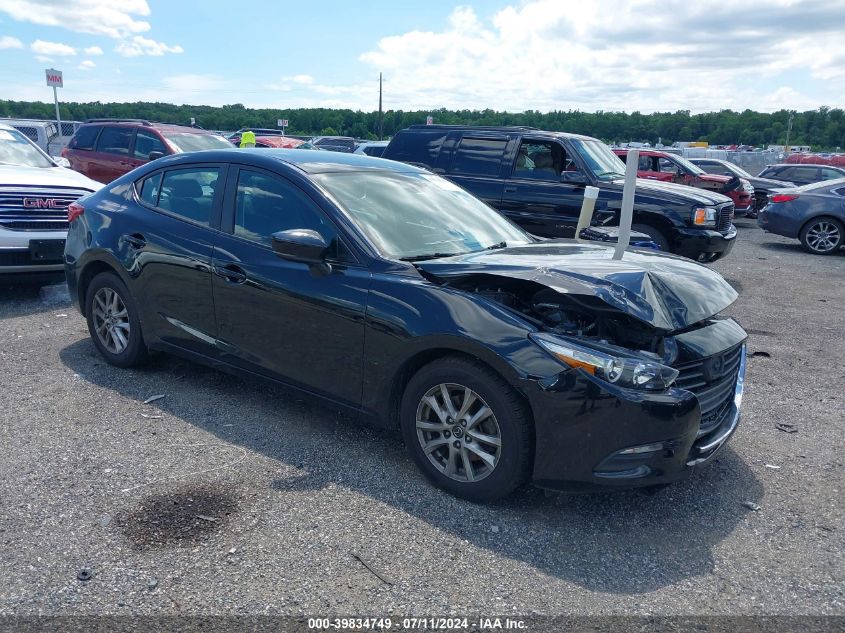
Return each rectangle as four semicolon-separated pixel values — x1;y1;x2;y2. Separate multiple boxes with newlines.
523;341;746;493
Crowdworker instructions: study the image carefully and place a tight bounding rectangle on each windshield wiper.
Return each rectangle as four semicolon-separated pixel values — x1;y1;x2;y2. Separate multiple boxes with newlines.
484;241;507;250
400;252;468;262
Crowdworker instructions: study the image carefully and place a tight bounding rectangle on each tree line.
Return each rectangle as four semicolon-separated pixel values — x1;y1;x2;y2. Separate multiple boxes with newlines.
2;99;843;149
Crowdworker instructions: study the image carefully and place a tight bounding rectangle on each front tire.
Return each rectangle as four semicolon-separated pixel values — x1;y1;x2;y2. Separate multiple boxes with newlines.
400;356;533;502
85;271;149;367
631;223;670;251
799;217;843;255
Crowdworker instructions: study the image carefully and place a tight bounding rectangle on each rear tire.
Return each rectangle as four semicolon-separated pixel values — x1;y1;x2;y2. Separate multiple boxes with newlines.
400;356;533;502
799;217;843;255
631;223;670;251
85;271;149;367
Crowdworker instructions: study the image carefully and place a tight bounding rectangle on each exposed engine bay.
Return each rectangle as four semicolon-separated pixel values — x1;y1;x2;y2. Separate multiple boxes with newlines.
444;275;668;357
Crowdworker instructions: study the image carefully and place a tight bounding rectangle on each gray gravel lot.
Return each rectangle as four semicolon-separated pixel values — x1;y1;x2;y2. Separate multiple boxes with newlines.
0;218;843;618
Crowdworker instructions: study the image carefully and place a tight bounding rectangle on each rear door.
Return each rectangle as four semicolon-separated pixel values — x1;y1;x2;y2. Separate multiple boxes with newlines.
92;126;136;183
131;164;226;356
444;135;507;208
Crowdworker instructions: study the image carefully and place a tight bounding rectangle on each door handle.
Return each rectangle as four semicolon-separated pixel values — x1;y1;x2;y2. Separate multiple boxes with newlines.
215;264;247;284
121;233;146;249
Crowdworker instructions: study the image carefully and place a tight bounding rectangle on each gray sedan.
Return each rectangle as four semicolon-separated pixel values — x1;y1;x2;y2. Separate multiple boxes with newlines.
758;177;845;254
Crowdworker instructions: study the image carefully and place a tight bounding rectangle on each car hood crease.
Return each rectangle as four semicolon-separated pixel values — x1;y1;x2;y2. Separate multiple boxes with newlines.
415;241;738;331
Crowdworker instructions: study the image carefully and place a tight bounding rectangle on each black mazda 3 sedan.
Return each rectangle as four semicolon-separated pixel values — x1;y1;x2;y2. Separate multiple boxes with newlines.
65;149;747;501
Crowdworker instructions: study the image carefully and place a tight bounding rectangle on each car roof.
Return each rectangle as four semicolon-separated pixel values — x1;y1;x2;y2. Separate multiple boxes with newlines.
404;124;598;142
765;163;845;170
78;121;218;134
152;148;428;175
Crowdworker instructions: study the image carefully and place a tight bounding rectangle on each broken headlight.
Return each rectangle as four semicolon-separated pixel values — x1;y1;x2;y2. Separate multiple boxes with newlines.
530;332;679;391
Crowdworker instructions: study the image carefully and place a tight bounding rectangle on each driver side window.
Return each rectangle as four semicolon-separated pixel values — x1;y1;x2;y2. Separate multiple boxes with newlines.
234;169;352;261
513;140;566;180
658;158;677;173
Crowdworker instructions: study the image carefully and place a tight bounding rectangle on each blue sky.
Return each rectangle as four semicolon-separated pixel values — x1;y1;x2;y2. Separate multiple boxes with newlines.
1;0;843;114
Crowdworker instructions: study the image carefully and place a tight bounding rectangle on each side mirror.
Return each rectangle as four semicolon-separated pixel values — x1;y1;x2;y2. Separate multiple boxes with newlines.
560;171;587;185
148;151;165;161
271;229;331;273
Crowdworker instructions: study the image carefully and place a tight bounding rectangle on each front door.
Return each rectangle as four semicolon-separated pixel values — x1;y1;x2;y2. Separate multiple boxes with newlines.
498;139;584;237
211;167;369;406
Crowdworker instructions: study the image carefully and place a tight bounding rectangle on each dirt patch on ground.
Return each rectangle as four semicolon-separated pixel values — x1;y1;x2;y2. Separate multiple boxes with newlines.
119;484;238;548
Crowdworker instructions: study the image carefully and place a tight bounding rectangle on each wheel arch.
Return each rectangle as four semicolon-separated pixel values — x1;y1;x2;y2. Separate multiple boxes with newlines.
385;346;533;431
76;257;126;317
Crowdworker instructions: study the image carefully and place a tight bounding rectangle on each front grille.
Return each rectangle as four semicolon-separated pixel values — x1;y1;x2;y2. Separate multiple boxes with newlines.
674;344;742;435
0;185;91;232
716;204;734;233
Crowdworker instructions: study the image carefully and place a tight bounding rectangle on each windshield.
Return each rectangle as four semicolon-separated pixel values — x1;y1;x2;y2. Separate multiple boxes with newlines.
162;132;233;153
727;163;751;178
0;128;54;168
314;171;532;259
571;140;626;180
670;154;706;175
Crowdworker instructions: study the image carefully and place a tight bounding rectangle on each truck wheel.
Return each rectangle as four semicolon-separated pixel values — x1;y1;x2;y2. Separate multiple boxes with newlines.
400;356;533;502
631;223;670;251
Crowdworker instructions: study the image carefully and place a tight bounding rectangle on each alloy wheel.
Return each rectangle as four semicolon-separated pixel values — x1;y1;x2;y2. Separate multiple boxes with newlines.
805;221;841;253
415;383;502;483
92;287;131;354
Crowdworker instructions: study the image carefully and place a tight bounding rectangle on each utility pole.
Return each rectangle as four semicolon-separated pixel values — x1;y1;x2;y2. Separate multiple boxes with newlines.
785;113;794;152
378;72;383;141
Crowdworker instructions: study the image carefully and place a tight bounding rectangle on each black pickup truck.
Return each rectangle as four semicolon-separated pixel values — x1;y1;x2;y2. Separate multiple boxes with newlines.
382;125;737;261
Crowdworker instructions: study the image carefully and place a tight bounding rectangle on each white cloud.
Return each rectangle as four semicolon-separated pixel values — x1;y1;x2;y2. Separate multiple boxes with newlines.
287;74;314;85
0;35;23;49
0;0;151;38
354;0;845;113
115;35;183;57
83;45;103;56
78;59;96;70
34;55;53;63
162;74;226;92
31;39;76;56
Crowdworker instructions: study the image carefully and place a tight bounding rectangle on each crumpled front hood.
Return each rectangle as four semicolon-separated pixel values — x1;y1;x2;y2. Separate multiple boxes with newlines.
416;241;738;332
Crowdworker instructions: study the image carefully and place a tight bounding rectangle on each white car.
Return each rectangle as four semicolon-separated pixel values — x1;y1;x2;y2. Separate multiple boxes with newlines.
353;140;389;157
0;123;102;277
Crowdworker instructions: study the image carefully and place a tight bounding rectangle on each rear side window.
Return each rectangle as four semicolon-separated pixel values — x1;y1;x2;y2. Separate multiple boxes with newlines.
96;127;133;156
157;167;221;226
451;137;507;176
384;130;448;168
134;131;167;159
792;166;819;180
70;125;100;150
138;173;162;206
820;168;843;180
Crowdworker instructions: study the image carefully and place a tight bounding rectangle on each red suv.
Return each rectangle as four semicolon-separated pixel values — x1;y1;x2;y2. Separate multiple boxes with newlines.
63;119;233;183
614;149;754;215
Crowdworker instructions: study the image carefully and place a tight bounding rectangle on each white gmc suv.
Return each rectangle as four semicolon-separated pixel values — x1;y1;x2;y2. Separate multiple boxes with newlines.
0;123;101;277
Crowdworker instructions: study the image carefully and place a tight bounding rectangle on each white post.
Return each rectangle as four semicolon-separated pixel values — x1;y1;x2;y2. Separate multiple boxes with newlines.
53;85;62;140
613;149;639;260
575;186;600;241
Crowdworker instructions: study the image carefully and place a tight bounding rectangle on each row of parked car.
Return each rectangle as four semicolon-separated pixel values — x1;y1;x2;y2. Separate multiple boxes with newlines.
1;118;843;281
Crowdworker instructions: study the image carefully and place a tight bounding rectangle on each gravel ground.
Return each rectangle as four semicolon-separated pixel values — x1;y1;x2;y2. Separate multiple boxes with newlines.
0;218;842;619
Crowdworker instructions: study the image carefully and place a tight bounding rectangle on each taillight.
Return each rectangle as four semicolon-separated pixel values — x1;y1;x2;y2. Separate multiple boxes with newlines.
770;194;798;203
68;202;84;223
